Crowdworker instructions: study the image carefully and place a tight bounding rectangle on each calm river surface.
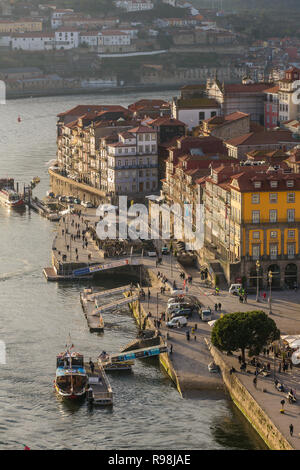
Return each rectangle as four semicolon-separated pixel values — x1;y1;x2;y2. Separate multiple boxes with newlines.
0;92;266;450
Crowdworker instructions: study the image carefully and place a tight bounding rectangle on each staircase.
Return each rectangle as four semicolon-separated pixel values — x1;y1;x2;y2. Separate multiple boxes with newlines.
208;261;228;289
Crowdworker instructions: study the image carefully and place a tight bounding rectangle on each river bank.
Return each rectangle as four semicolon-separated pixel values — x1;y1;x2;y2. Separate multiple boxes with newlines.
6;83;180;101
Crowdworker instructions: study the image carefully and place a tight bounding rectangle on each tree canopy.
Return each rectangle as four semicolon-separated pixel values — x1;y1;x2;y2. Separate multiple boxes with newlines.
211;311;280;362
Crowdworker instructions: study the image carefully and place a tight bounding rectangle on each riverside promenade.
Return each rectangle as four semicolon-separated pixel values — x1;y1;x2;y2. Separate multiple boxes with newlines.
47;208;300;449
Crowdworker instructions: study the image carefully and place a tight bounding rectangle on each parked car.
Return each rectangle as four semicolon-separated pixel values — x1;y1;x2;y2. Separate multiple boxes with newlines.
147;251;157;257
229;283;242;295
58;196;67;203
81;201;93;208
170;308;193;319
166;316;187;328
201;307;212;322
73;198;81;205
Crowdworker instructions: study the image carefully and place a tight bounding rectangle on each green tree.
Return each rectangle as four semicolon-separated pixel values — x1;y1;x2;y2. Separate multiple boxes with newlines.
211;311;280;362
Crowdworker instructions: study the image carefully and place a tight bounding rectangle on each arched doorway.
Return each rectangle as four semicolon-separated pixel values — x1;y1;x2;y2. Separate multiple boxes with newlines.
285;264;298;288
267;264;281;289
249;265;263;289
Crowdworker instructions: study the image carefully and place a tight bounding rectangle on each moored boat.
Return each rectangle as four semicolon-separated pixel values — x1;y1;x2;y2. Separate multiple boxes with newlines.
54;348;88;400
0;187;24;208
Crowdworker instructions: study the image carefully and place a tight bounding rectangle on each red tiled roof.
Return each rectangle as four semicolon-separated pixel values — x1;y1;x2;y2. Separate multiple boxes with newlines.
224;83;274;94
225;130;299;147
148;117;186;127
58;105;128;118
129;125;156;133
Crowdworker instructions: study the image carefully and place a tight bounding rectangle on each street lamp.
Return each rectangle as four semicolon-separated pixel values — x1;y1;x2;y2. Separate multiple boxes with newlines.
268;270;273;315
256;259;260;302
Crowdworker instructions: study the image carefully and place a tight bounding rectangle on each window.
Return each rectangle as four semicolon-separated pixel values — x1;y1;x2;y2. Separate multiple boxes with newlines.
199;112;205;122
287;243;296;259
252;210;260;223
288;230;295;238
269;193;277;203
252;244;260;260
252;231;260;239
287;209;295;222
254;181;261;188
251;194;260;204
211;111;217;118
270;243;278;260
269;210;277;223
287;192;295;203
270;180;278;188
287;180;294;187
270;231;278;238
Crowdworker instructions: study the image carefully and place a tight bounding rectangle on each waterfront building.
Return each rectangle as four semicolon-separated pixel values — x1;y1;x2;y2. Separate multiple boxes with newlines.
106;126;158;198
206;78;273;124
172;95;221;131
203;165;300;288
0;18;43;33
11;32;55;51
53;106;158;203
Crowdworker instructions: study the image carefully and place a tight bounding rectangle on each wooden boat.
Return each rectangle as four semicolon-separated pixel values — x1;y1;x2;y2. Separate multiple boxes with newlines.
54;348;88;400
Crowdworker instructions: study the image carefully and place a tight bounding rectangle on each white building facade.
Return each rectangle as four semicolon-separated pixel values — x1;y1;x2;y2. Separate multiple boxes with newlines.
106;126;158;196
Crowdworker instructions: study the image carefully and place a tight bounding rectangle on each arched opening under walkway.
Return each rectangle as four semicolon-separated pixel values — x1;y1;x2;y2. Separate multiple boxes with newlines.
285;263;298;288
267;264;281;289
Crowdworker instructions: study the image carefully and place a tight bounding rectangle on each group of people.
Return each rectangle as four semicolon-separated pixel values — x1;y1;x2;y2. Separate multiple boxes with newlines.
214;303;222;311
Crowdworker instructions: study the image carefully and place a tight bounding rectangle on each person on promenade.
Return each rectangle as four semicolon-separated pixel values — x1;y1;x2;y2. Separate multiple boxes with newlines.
170;344;173;354
253;377;257;388
218;303;221;311
289;424;294;437
89;359;95;374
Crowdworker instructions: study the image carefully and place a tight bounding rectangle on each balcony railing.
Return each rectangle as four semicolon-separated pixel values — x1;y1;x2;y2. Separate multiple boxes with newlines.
244;218;299;224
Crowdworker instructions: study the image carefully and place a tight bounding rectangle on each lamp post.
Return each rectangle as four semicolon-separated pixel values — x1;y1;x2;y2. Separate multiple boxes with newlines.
156;292;159;325
256;259;260;302
268;270;273;315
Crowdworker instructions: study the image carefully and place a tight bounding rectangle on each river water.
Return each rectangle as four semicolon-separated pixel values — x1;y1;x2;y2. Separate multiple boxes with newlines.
0;92;266;450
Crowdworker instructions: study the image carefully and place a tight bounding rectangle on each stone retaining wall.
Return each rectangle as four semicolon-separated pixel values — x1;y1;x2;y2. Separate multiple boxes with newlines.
207;340;293;450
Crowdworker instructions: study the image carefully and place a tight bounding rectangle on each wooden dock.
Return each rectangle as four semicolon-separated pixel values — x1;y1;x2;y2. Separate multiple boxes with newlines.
80;290;105;333
86;364;113;406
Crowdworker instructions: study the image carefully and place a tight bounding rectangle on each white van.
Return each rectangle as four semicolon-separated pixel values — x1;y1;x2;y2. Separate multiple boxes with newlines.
229;283;242;295
166;316;187;328
166;302;182;312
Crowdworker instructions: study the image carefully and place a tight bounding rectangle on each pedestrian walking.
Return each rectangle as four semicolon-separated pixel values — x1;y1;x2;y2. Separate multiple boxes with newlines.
215;303;218;311
170;344;173;354
89;358;95;374
289;424;294;437
253;377;257;388
218;303;221;311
